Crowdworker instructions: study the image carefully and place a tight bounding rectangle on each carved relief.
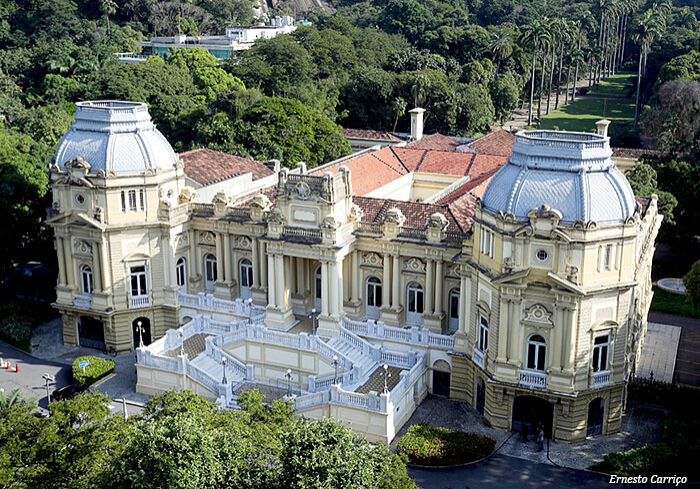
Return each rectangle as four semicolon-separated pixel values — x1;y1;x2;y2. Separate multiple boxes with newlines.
425;212;449;231
199;231;216;245
175;233;189;250
523;303;554;326
234;236;251;250
384;208;406;226
73;239;93;257
362;252;383;267
348;203;364;222
446;263;460;277
404;257;426;273
266;208;285;224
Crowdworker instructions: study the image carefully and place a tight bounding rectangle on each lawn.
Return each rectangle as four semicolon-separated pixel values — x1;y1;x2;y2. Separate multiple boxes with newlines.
539;72;635;135
650;286;699;319
588;72;636;97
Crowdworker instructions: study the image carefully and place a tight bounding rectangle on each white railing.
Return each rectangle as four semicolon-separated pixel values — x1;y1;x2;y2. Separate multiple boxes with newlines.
389;353;426;404
131;295;150;308
381;350;413;368
343;318;454;351
519;370;548;390
473;348;484;369
187;362;220;393
73;294;92;309
178;291;264;318
293;390;330;411
593;370;611;387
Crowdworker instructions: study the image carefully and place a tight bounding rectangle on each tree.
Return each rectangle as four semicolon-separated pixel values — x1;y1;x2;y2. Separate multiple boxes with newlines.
625;162;677;226
278;417;417;489
490;72;520;124
521;18;551;125
683;260;700;311
100;0;117;37
632;7;667;129
0;388;34;410
641;80;700;156
488;28;513;74
656;50;700;86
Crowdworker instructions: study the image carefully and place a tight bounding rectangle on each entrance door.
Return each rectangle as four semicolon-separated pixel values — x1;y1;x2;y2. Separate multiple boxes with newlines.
365;277;382;319
448;289;460;332
239;259;253;300
433;371;450;396
132;317;152;348
406;282;423;326
587;398;605;436
475;376;485;415
512;396;554;438
78;316;105;350
314;266;322;311
204;254;217;292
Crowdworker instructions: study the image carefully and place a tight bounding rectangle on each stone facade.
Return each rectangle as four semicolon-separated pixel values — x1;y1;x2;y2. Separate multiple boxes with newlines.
48;101;660;443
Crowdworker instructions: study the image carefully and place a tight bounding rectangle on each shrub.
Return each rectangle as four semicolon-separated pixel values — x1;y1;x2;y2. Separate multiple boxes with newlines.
0;313;31;343
628;379;700;414
590;443;675;477
397;425;496;466
72;356;115;386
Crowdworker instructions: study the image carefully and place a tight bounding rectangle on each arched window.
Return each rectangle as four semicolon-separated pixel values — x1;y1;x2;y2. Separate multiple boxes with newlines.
80;265;93;295
407;283;424;314
240;259;253;288
366;277;382;308
592;335;609;372
176;257;186;288
204;254;217;283
526;335;547;372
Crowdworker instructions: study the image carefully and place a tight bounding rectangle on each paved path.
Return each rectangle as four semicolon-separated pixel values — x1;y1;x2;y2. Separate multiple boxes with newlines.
637;322;682;383
649;312;700;387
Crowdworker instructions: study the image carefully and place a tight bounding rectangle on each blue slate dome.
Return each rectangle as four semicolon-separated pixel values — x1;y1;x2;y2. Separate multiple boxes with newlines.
54;101;178;176
481;130;636;226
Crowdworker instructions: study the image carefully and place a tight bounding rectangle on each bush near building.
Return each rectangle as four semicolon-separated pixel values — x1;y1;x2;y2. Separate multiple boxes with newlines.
0;300;57;351
397;425;496;466
72;356;115;386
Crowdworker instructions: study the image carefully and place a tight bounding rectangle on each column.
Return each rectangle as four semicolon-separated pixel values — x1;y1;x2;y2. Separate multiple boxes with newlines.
223;233;232;284
462;274;472;338
497;298;509;362
188;229;198;279
100;238;112;292
56;238;67;285
458;274;466;333
215;233;224;283
336;258;344;315
295;257;304;295
160;234;172;288
551;306;563;371
425;259;434;314
251;237;259;288
392;254;400;309
563;307;576;371
260;241;268;289
275;254;285;309
352;251;360;303
508;300;518;361
285;256;293;302
267;254;276;307
64;238;75;288
382;253;390;307
321;261;329;316
434;260;444;315
92;242;103;292
329;260;339;316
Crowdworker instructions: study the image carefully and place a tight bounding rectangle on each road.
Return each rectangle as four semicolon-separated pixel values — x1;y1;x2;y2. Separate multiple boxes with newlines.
0;340;143;415
408;453;685;489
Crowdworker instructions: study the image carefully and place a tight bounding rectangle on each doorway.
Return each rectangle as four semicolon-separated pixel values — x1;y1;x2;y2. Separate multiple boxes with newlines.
406;282;424;326
314;266;322;311
475;376;485;415
448;289;460;332
512;395;554;438
78;316;105;350
587;398;605;436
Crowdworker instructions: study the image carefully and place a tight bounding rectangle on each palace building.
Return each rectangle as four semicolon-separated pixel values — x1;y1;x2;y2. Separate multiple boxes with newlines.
48;101;660;443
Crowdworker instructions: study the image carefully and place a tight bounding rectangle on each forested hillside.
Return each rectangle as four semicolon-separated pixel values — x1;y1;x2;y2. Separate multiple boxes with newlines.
0;0;698;273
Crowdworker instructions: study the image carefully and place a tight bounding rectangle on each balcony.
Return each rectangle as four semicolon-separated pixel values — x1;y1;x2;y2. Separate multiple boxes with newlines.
519;370;547;390
592;370;611;387
473;348;485;369
73;294;92;309
130;295;150;308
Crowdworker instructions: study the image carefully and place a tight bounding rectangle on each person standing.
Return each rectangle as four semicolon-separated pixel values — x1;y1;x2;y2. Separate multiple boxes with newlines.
522;423;529;444
537;426;544;452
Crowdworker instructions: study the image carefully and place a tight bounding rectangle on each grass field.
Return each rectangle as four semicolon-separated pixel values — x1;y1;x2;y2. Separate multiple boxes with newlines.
539;72;636;134
650;286;699;319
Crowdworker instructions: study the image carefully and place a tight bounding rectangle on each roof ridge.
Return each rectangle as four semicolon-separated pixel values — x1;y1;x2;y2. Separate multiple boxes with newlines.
464;153;477;176
370;152;405;176
389;146;410;173
414;150;429;171
375;199;392;223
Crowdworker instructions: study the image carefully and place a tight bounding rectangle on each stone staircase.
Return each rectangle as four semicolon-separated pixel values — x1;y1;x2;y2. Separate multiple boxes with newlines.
326;335;379;389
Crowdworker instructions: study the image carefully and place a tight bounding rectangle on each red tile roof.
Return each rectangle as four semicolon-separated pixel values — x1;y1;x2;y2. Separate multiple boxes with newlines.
180;148;273;186
418;150;474;176
342;128;404;141
405;133;461;151
461;129;515;157
354;196;472;232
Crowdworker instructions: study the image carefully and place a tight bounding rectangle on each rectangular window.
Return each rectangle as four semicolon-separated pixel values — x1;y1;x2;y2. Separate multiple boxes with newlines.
121;191;126;212
604;244;612;270
592;335;609;372
128;190;137;212
130;265;148;297
480;229;493;257
478;315;488;352
139;189;145;211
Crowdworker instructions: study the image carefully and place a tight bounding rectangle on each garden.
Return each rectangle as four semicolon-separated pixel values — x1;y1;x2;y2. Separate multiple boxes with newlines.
72;356;115;386
396;425;496;466
0;300;57;352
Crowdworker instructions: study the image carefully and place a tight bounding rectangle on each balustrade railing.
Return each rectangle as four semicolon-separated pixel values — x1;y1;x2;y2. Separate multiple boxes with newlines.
130;295;150;308
282;226;322;242
356;222;383;236
343;318;454;350
473;348;484;369
398;228;426;240
518;370;547;390
73;294;92;309
592;370;611;387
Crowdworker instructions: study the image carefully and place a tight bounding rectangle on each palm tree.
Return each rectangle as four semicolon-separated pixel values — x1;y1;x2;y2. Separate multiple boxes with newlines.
0;389;34;410
537;18;554;120
631;8;666;128
391;97;406;132
521;19;551;125
489;29;514;74
553;19;573;111
100;0;118;37
569;47;586;103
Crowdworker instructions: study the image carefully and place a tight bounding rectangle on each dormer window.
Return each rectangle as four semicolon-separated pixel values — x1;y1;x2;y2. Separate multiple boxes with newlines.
121;189;145;213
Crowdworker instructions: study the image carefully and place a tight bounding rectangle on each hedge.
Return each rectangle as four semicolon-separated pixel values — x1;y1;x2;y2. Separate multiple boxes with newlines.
590;443;676;477
72;356;115;386
628;379;700;414
397;425;496;466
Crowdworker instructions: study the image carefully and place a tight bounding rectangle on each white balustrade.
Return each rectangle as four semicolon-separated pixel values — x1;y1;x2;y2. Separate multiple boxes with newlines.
593;370;611;387
519;370;548;390
131;295;150;308
473;348;484;369
73;294;92;309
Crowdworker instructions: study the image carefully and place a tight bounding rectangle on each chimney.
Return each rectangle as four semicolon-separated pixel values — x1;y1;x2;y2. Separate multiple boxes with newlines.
595;119;611;138
265;159;281;172
409;107;425;141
